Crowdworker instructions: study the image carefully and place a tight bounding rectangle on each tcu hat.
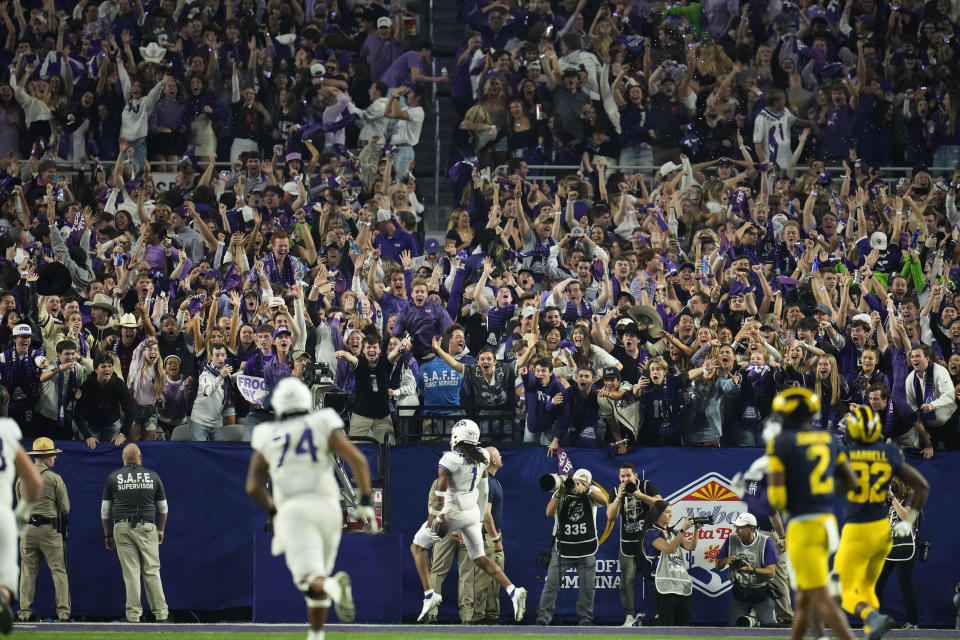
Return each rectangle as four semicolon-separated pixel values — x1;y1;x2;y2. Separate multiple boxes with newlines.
12;324;33;337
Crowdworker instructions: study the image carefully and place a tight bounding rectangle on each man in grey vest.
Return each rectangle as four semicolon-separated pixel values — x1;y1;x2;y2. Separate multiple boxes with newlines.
535;468;608;626
101;444;169;623
744;478;793;623
715;513;779;626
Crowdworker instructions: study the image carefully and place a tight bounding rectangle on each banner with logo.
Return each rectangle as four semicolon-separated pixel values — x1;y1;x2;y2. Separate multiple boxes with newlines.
389;446;956;626
33;442;958;625
236;375;268;405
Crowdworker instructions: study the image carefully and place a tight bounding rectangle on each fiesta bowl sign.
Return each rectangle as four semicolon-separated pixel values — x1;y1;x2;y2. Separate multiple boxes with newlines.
665;472;748;597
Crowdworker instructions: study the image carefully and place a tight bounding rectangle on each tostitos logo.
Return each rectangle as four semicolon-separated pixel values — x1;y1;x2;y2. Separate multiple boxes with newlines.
665;472;748;597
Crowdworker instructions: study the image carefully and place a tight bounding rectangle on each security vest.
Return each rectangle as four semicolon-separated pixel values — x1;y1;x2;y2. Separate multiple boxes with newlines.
728;531;772;589
887;503;916;562
555;492;598;558
647;525;693;596
619;492;647;556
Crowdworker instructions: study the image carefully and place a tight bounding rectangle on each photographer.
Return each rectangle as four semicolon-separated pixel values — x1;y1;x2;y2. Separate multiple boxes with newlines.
535;469;608;626
715;513;779;626
641;500;700;625
606;462;662;627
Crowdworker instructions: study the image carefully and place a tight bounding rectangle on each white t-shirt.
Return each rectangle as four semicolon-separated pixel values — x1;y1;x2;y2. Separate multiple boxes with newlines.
251;409;343;506
0;419;22;509
438;447;490;520
391;105;425;146
753;106;797;168
559;50;601;100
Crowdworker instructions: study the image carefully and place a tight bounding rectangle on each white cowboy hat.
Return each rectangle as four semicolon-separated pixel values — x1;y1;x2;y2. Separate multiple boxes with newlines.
139;42;166;64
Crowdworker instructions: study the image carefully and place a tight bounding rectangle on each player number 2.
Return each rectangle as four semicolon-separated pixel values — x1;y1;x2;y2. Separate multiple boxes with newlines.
806;444;834;495
847;460;892;504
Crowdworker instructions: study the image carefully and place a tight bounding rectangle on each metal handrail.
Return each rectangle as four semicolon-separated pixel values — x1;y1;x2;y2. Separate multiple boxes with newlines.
342;435;391;533
394;405;517;444
494;164;958;180
428;0;440;231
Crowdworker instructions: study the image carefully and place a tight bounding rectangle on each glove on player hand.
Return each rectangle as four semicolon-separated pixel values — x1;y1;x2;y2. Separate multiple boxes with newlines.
358;494;379;533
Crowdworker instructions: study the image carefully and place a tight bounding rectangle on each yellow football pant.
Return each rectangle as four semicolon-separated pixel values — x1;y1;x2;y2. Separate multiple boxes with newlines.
834;519;891;614
786;514;838;590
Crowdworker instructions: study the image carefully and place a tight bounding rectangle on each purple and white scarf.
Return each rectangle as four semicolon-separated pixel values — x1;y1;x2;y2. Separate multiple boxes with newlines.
912;366;936;425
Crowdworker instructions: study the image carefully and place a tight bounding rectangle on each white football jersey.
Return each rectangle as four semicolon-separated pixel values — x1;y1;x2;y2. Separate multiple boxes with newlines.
0;418;22;510
438;447;490;517
251;408;343;506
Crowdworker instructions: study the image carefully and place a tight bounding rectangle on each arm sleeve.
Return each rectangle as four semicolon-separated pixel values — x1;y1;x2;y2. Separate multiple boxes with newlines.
932;367;958;409
143;77;165;113
118;62;132;100
946;193;959;227
476;475;489;513
155;476;167;502
763;535;779;565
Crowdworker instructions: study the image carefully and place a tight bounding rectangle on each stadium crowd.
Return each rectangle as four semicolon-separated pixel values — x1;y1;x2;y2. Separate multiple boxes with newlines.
0;0;958;454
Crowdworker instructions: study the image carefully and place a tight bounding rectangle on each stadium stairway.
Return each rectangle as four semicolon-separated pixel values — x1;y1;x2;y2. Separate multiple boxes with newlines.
412;0;464;236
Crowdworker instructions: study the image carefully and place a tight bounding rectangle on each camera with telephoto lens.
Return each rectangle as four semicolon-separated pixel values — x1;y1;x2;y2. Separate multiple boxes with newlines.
692;515;715;527
538;473;575;492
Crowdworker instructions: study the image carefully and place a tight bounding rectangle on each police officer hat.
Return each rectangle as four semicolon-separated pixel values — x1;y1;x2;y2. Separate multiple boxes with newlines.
27;437;63;455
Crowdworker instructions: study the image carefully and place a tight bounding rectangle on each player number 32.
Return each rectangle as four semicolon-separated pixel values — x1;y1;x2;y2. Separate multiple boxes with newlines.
847;460;891;504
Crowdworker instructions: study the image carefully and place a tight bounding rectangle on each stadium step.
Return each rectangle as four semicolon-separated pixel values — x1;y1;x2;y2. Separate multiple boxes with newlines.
409;0;463;234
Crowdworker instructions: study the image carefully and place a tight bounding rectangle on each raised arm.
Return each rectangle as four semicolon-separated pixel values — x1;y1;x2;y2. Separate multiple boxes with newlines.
431;335;466;374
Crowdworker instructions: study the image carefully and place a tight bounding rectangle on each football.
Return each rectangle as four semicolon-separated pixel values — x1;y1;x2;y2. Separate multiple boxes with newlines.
430;514;450;539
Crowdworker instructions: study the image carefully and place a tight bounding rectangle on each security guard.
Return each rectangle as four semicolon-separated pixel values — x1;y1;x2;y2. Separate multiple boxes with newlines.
101;444;169;623
473;446;505;624
16;438;71;622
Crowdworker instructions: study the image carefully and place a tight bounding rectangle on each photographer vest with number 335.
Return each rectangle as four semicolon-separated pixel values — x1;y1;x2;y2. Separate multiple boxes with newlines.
555;492;598;558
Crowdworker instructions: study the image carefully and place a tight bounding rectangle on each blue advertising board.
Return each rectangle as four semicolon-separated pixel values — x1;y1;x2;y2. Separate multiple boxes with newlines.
24;442;959;626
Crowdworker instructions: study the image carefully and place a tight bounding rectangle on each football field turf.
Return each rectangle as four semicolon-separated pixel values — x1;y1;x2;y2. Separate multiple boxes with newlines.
9;632;731;639
8;628;942;640
8;635;931;640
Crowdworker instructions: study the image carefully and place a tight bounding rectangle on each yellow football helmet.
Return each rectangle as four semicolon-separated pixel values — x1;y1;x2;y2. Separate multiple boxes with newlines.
846;405;882;443
771;388;821;429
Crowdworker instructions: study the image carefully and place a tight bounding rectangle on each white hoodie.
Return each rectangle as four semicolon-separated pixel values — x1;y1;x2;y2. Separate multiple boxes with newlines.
118;64;165;141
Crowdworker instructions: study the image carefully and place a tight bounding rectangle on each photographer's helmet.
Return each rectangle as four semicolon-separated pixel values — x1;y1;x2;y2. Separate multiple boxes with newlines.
846;405;882;443
450;419;481;450
271;377;313;419
771;388;821;429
